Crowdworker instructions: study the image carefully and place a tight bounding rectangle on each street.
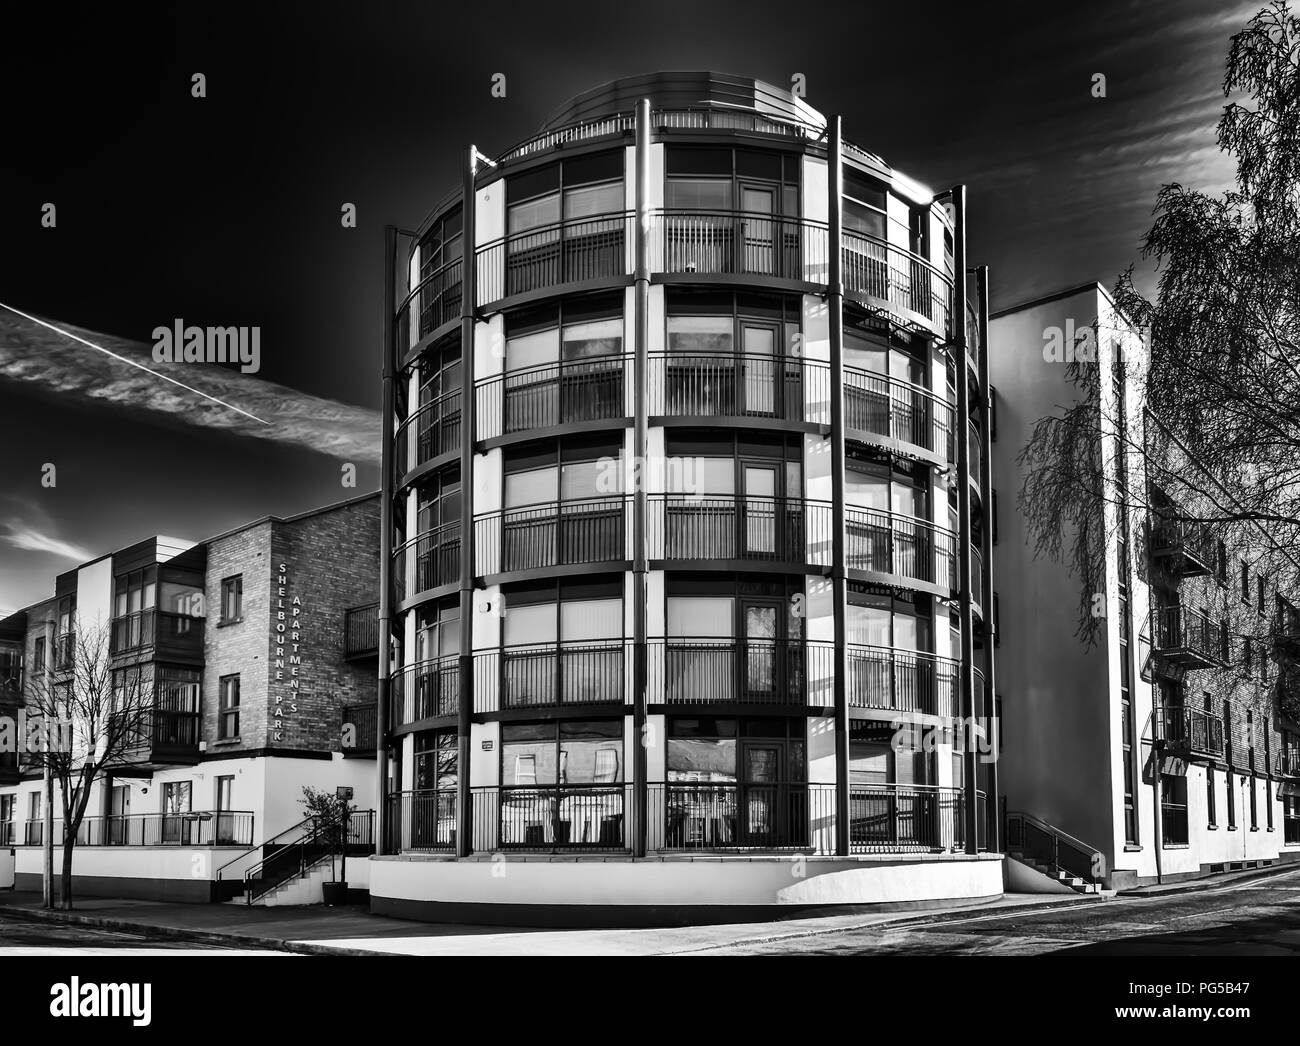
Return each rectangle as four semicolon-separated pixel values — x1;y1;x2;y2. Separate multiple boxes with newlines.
701;869;1300;955
0;914;285;956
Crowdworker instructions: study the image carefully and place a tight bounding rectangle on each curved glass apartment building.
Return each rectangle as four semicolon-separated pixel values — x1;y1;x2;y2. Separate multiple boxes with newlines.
374;73;999;922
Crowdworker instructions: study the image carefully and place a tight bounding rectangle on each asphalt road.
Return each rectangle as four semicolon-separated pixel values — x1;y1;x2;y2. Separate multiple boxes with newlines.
703;869;1300;955
0;914;284;955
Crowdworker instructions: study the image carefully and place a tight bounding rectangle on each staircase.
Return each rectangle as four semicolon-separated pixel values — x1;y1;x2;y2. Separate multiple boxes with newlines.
1005;809;1107;896
214;810;373;906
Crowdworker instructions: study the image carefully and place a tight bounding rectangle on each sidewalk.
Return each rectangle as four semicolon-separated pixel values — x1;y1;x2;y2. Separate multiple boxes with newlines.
0;890;1103;956
1117;860;1300;898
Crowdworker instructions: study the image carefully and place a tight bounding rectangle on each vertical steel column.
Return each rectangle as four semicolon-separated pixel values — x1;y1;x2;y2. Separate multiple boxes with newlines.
457;148;478;858
828;118;850;857
976;264;999;852
632;99;650;858
376;225;397;856
951;186;978;855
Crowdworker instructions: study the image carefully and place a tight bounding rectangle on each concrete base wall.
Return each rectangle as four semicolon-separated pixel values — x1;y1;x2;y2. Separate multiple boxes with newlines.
369;853;1004;927
12;846;246;903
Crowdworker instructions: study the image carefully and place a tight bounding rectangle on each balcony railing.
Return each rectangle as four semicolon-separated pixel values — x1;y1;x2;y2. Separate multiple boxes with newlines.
393;523;461;603
111;610;204;658
1152;605;1225;670
473;641;629;713
476;355;629;441
650;638;831;706
841;230;952;333
648;209;827;282
476;212;633;305
497;113;636;163
119;707;202;761
395;390;462;476
649;352;830;424
1151;515;1217;578
845;508;957;590
390;655;460;726
843;367;954;459
395;256;463;360
648;782;831;852
473;784;631;852
648;494;832;565
18;811;254;847
1155;705;1225;759
344;603;379;659
1277;746;1300;779
341;703;377;754
846;645;960;717
475;495;629;576
968;418;983;489
385;789;458;852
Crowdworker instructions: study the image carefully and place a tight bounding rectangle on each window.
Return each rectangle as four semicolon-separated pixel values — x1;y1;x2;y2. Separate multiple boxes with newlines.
1242;560;1251;604
1267;775;1274;830
1226;768;1237;829
0;794;14;846
1207;765;1216;828
220;576;243;623
218;675;240;739
28;790;41;821
1245;636;1253;677
507;152;623;236
1259;575;1266;614
1161;775;1188;845
112;568;158;650
32;636;45;673
1249;774;1258;830
1216;541;1227;584
502;719;624;786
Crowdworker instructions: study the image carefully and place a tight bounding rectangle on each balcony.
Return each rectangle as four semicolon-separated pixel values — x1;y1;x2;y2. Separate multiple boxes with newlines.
394;391;462;479
846;645;960;718
648;209;826;283
344;603;379;660
341;703;377;755
649;352;829;425
1152;606;1225;671
1155;705;1225;760
473;641;630;713
395;256;463;361
16;811;254;848
476;355;629;442
841;230;952;335
392;523;461;604
110;609;204;660
474;496;629;577
120;706;203;766
843;367;953;461
647;782;832;852
845;508;957;592
390;655;460;727
472;784;631;852
1277;746;1300;779
848;784;968;854
476;212;633;306
651;638;832;707
385;789;458;852
1151;515;1217;578
648;494;832;566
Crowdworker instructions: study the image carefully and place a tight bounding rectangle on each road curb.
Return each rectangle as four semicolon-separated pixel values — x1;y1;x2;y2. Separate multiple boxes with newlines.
0;905;397;957
1117;860;1300;898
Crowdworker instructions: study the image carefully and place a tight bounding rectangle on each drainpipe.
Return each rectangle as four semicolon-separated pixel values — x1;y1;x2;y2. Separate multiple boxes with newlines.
377;226;396;857
976;265;998;852
457;147;478;859
632;99;650;859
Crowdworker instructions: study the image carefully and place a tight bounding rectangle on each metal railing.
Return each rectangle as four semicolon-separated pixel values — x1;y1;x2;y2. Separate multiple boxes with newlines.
476;355;629;440
473;640;630;712
386;790;458;852
1277;746;1300;778
476;212;633;304
344;603;379;658
391;655;461;726
1153;605;1224;665
846;645;960;717
849;784;968;853
475;496;629;576
1005;809;1103;884
648;209;827;282
392;522;461;603
1155;705;1225;759
395;256;463;360
654;105;823;138
395;390;462;476
244;810;374;904
473;784;631;852
841;229;952;333
650;637;830;706
843;367;954;458
116;707;202;755
19;811;254;847
497;113;636;163
649;352;829;423
649;782;833;852
648;494;832;565
341;703;377;752
1151;515;1217;575
845;507;957;589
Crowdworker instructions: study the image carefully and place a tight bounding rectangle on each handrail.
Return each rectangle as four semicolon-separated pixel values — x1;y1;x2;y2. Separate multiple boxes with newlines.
1005;808;1103;884
243;810;375;903
214;814;315;880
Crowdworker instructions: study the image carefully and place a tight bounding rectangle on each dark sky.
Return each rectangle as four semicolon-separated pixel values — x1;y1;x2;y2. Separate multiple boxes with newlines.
0;0;1258;609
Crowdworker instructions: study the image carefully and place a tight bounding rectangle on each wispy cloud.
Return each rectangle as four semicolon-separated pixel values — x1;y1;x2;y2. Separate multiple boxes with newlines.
0;312;381;465
4;525;93;563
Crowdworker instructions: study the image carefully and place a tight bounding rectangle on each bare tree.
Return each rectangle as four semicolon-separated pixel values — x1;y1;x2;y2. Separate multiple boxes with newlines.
25;617;155;909
1020;0;1300;643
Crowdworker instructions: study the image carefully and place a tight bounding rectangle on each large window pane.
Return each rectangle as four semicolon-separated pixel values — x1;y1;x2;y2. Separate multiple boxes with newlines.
563;182;623;220
504;602;557;645
667;315;732;355
561;598;622;641
505;466;558;508
562;318;622;359
668;596;734;638
509;192;561;235
560;720;623;784
666;179;732;210
506;328;559;372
